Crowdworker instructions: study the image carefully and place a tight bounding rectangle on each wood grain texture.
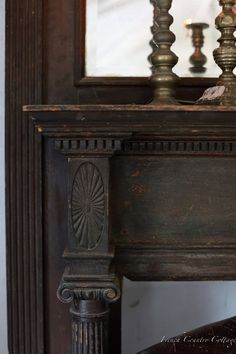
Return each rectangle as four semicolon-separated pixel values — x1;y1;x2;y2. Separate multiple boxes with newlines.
111;157;236;247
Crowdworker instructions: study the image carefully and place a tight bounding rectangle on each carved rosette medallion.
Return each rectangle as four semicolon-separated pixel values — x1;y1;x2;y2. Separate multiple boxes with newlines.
71;162;105;250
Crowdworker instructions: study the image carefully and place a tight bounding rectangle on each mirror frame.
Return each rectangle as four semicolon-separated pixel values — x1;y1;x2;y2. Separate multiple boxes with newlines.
74;0;151;87
74;0;217;96
75;0;217;103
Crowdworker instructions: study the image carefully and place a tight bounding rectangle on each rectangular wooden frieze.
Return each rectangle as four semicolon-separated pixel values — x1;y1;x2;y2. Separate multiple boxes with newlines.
111;156;236;248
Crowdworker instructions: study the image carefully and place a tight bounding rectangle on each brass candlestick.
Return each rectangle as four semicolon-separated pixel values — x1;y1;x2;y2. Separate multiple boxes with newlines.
198;0;236;105
149;0;179;104
186;23;209;74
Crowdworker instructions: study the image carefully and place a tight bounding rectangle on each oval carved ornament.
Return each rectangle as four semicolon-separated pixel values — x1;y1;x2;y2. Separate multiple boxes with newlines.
71;162;105;250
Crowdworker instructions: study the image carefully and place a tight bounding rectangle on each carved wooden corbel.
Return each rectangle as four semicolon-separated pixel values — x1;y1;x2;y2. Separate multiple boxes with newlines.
55;135;129;354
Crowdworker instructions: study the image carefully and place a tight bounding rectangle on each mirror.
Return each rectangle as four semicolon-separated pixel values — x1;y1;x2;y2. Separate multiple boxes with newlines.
86;0;221;77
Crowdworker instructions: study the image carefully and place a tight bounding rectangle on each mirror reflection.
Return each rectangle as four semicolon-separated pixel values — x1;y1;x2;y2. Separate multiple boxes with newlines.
86;0;221;77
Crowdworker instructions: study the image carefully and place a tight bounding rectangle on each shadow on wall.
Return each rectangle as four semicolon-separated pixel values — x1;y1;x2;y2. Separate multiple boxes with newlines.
122;279;236;354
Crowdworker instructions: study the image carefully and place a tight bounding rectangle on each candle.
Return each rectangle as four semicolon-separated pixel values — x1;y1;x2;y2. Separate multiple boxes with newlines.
184;18;192;27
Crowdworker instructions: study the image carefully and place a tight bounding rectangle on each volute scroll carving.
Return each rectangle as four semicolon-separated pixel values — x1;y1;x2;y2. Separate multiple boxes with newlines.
57;279;121;305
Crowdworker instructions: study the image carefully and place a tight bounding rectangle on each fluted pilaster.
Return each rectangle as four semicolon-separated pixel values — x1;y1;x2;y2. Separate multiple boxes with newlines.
71;301;109;354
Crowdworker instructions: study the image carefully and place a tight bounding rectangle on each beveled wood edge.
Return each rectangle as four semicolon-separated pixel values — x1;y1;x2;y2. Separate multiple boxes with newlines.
116;243;236;250
115;246;236;281
23;104;236;112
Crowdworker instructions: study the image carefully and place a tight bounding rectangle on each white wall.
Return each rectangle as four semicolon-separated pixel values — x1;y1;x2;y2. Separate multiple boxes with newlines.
0;0;7;353
123;280;236;354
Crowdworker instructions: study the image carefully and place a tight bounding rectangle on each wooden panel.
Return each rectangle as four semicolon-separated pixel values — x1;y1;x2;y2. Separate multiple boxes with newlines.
45;0;77;103
111;156;236;247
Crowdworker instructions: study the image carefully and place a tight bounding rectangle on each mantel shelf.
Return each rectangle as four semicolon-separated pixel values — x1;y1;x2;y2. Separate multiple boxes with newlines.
23;104;236;113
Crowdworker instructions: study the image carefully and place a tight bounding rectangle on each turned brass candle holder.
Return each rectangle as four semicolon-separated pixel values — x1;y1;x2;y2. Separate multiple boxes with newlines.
149;0;179;105
186;22;209;74
198;0;236;105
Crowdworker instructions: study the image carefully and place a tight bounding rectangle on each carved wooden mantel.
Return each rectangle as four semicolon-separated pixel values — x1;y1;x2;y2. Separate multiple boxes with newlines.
22;104;236;354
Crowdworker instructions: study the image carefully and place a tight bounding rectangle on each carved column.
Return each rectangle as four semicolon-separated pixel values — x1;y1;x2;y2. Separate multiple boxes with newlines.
149;0;179;104
58;278;120;354
71;301;108;354
55;137;126;354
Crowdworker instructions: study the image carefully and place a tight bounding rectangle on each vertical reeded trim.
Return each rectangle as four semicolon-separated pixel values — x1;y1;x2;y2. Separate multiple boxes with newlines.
6;0;44;353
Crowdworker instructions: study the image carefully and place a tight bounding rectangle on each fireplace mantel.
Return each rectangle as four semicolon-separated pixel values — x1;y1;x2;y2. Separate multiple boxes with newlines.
22;104;236;353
